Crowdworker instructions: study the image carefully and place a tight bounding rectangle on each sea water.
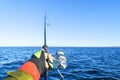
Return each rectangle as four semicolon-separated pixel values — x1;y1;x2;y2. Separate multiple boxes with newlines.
0;47;120;80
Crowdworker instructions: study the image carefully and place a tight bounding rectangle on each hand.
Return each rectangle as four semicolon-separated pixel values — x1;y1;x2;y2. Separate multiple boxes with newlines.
29;50;54;75
44;53;55;69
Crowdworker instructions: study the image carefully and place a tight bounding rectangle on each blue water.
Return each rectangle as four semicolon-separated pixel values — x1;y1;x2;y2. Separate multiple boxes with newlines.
0;47;120;80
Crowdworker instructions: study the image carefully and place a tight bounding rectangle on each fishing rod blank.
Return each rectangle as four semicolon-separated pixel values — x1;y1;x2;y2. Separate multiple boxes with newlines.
43;13;48;80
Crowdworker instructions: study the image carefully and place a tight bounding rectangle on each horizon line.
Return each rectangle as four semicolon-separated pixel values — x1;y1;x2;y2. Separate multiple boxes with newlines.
0;46;120;48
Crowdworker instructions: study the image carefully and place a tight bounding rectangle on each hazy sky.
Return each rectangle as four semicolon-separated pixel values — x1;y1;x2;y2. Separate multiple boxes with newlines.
0;0;120;47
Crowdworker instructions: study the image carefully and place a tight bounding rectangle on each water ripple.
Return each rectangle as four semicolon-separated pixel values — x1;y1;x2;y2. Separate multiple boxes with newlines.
0;47;120;80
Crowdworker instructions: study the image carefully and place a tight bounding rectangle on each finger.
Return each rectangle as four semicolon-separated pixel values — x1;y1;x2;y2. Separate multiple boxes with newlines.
44;53;48;59
47;54;55;60
47;54;55;63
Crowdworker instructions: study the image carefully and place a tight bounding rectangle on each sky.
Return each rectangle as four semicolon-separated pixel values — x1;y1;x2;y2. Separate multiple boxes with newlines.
0;0;120;47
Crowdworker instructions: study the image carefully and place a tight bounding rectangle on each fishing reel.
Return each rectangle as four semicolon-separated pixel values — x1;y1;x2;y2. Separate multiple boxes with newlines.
55;51;67;80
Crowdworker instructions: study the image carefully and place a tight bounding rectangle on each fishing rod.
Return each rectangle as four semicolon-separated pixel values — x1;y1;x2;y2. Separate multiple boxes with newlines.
42;13;48;80
42;13;48;52
42;13;67;80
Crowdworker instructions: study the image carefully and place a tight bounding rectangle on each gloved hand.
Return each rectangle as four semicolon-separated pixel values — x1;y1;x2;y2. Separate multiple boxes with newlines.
29;49;54;76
